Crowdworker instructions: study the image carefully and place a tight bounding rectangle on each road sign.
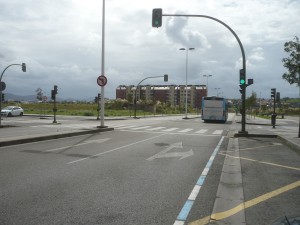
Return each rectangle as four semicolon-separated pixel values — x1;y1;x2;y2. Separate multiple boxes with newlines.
97;75;107;87
43;96;48;102
0;81;6;91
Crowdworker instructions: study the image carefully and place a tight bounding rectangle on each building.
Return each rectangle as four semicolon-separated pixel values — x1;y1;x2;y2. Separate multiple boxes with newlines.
116;85;207;108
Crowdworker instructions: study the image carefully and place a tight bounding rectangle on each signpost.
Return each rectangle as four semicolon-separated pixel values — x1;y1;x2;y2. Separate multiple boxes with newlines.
97;75;107;128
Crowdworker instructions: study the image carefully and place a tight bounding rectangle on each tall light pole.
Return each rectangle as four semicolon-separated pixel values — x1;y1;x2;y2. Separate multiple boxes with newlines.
179;47;195;119
99;0;106;128
215;88;221;96
203;74;212;96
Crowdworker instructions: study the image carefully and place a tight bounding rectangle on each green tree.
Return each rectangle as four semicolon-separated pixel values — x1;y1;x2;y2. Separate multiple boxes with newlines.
282;36;300;86
246;91;257;110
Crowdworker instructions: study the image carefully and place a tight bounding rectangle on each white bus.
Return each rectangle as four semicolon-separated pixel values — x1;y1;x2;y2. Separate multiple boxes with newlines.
201;96;228;123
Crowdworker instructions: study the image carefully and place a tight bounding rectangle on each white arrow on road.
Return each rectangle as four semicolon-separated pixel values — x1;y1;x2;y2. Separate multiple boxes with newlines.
147;142;194;161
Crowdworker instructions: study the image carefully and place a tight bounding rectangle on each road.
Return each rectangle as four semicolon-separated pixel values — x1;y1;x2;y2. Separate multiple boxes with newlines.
0;114;299;225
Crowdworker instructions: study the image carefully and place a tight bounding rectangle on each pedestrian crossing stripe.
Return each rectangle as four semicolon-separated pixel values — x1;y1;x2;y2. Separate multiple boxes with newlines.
114;126;223;135
212;130;223;135
178;128;194;133
195;129;208;134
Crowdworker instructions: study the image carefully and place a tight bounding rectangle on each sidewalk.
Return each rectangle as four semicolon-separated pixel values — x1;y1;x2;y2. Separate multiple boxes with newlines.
234;114;300;152
0;116;115;147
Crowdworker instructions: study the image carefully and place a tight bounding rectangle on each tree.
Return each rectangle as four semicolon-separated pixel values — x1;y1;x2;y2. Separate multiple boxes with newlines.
246;91;257;110
282;36;300;86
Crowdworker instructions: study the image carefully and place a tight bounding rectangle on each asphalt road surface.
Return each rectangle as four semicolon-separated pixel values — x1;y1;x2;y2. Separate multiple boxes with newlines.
0;115;299;225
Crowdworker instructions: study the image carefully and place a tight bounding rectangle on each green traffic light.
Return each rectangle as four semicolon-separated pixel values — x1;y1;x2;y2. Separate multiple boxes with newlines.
240;79;245;84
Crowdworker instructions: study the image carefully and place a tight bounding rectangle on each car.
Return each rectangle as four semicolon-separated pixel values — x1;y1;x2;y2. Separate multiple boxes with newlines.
1;106;24;117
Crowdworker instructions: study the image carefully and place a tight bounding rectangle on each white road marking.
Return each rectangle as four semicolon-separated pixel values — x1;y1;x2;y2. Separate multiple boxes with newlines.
146;127;166;131
147;142;194;161
195;129;208;134
131;126;152;130
178;128;193;133
46;138;111;152
67;133;166;164
212;130;223;135
163;128;179;132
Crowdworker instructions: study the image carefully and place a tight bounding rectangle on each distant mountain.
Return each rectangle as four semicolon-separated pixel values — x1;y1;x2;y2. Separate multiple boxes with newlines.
2;93;91;102
4;93;37;102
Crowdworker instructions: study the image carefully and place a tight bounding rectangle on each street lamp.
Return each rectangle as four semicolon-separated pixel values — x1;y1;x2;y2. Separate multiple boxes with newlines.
203;74;212;96
0;63;26;127
179;47;195;119
214;88;221;96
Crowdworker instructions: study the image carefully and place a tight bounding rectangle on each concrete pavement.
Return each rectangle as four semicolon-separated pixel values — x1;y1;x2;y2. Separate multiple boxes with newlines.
234;114;300;152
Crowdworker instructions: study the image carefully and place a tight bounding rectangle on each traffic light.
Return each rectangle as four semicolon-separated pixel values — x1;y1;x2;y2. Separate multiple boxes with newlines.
271;88;276;98
1;93;4;101
54;85;58;94
95;96;98;103
239;85;243;94
276;92;280;103
239;69;245;85
98;93;101;100
164;74;168;82
51;90;55;100
152;8;162;28
22;63;26;72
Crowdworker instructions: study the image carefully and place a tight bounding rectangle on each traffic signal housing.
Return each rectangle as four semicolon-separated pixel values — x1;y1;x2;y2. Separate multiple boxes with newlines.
1;93;4;101
271;88;276;98
51;90;56;100
239;69;245;85
164;74;168;82
152;8;162;28
54;85;58;94
22;63;26;72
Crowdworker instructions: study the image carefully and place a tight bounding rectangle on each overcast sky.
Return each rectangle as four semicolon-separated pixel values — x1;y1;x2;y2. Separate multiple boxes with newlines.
0;0;299;100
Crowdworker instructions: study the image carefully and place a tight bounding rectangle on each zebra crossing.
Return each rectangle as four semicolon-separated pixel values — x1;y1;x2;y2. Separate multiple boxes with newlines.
113;124;225;135
29;123;225;136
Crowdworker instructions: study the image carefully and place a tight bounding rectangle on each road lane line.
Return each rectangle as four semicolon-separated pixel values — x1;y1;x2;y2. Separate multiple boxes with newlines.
145;127;166;131
67;133;166;164
219;153;300;171
195;129;208;134
212;130;223;135
188;180;300;225
163;128;179;132
174;136;225;225
178;129;193;133
131;126;152;130
46;138;111;152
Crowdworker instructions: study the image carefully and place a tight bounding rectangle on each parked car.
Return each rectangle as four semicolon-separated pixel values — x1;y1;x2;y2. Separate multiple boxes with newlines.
1;106;24;117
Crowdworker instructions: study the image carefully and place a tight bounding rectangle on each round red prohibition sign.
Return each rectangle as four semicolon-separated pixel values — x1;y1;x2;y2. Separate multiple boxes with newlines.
97;75;107;87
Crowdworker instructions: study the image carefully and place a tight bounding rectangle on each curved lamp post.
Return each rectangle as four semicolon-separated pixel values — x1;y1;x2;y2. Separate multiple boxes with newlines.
0;63;26;127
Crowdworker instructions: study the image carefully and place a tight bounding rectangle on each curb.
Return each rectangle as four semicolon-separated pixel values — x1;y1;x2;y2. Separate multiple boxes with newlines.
277;135;300;153
234;133;277;138
0;127;114;147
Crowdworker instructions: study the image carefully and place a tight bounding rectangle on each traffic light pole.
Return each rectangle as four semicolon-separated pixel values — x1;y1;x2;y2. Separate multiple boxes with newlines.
0;63;26;127
134;75;168;118
160;13;248;134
